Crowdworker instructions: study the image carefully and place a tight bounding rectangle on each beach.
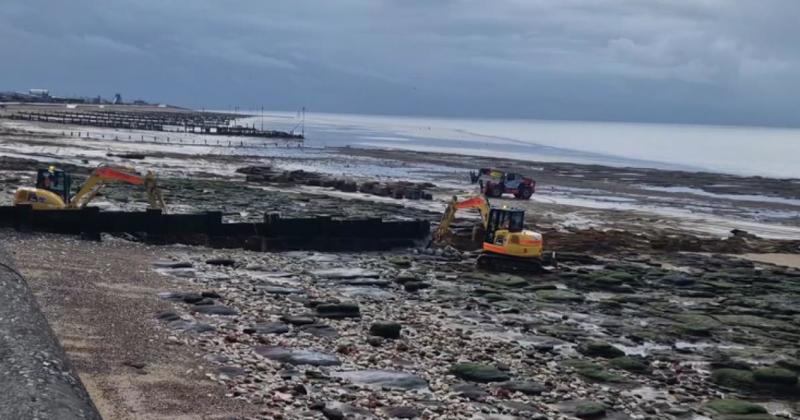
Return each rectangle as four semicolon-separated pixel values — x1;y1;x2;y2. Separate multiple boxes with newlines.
2;106;800;419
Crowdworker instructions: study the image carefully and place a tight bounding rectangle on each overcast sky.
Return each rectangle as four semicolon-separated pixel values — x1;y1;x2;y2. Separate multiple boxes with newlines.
2;0;799;126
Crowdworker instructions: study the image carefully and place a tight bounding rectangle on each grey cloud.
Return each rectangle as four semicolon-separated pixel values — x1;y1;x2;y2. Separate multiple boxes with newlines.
1;0;799;126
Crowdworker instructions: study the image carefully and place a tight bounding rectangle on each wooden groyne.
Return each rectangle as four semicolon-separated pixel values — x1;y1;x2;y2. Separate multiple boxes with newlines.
4;110;304;140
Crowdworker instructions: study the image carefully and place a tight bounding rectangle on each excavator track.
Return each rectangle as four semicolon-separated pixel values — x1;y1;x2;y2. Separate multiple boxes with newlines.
476;252;551;274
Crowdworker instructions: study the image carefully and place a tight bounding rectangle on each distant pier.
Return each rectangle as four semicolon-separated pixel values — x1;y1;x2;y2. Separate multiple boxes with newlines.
3;109;304;140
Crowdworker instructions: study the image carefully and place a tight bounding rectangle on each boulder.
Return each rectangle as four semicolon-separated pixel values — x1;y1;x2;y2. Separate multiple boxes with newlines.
711;368;755;390
536;289;584;302
190;305;238;316
575;402;606;419
404;281;431;292
565;360;624;383
451;383;489;401
315;302;361;319
497;380;546;395
299;324;338;338
152;261;192;269
322;407;344;420
281;314;316;325
255;346;341;366
205;258;236;266
705;399;767;415
394;271;418;284
369;321;402;339
578;342;625;359
753;367;798;386
245;322;290;335
609;356;649;373
383;406;421;419
332;370;429;391
155;310;181;322
450;362;510;383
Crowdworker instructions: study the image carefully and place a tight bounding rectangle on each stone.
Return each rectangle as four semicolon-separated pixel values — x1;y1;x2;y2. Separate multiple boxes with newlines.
711;368;755;390
705;399;767;415
332;370;429;391
383;406;421;419
312;268;379;279
609;356;649;373
578;342;625;359
451;383;489;401
315;302;361;319
255;346;341;366
181;293;205;304
190;305;239;316
153;261;192;269
394;271;418;284
450;362;511;383
488;274;528;288
673;314;720;337
536;289;584;302
388;256;412;268
205;257;236;266
753;367;798;386
184;323;216;334
193;297;215;305
369;321;402;339
157;291;189;301
367;336;383;347
123;360;146;371
260;286;304;295
575;402;606;419
497;380;546;395
218;366;247;378
565;360;624;383
246;322;290;335
281;315;316;325
155;310;181;322
483;293;506;302
322;407;344;420
661;274;695;287
404;281;431;292
299;324;338;338
341;279;391;287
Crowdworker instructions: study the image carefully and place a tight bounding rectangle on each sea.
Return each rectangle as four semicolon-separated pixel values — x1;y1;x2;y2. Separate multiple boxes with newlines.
236;112;800;179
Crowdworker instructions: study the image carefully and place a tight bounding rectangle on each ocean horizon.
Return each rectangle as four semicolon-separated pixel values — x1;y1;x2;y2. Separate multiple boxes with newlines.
235;111;800;179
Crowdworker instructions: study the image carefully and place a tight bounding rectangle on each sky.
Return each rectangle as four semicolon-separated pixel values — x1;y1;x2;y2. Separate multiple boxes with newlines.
1;0;800;127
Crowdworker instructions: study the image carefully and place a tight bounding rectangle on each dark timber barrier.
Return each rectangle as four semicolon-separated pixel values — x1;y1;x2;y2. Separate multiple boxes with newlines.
0;206;430;251
0;245;102;419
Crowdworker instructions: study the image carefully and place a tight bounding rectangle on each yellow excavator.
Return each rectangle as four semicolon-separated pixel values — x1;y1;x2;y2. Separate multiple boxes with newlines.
435;195;547;272
14;165;167;211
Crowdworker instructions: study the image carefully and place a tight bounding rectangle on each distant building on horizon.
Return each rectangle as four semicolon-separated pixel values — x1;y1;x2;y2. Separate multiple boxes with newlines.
28;88;50;98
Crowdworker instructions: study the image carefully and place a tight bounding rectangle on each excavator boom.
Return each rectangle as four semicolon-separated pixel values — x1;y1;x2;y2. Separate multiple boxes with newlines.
14;165;167;212
70;166;167;212
434;195;490;243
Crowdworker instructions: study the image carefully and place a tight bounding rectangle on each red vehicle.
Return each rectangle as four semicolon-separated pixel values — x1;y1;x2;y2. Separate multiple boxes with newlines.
470;168;536;200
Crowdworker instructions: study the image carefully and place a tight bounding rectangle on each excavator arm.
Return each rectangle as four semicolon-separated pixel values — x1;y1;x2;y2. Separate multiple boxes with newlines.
433;195;490;243
69;166;167;212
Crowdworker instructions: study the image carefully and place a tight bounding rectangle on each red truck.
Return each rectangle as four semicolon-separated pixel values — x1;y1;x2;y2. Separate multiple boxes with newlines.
470;168;536;200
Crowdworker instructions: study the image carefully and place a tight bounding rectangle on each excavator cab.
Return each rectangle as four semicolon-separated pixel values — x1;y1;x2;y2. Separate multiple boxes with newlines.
35;167;72;204
484;208;524;244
